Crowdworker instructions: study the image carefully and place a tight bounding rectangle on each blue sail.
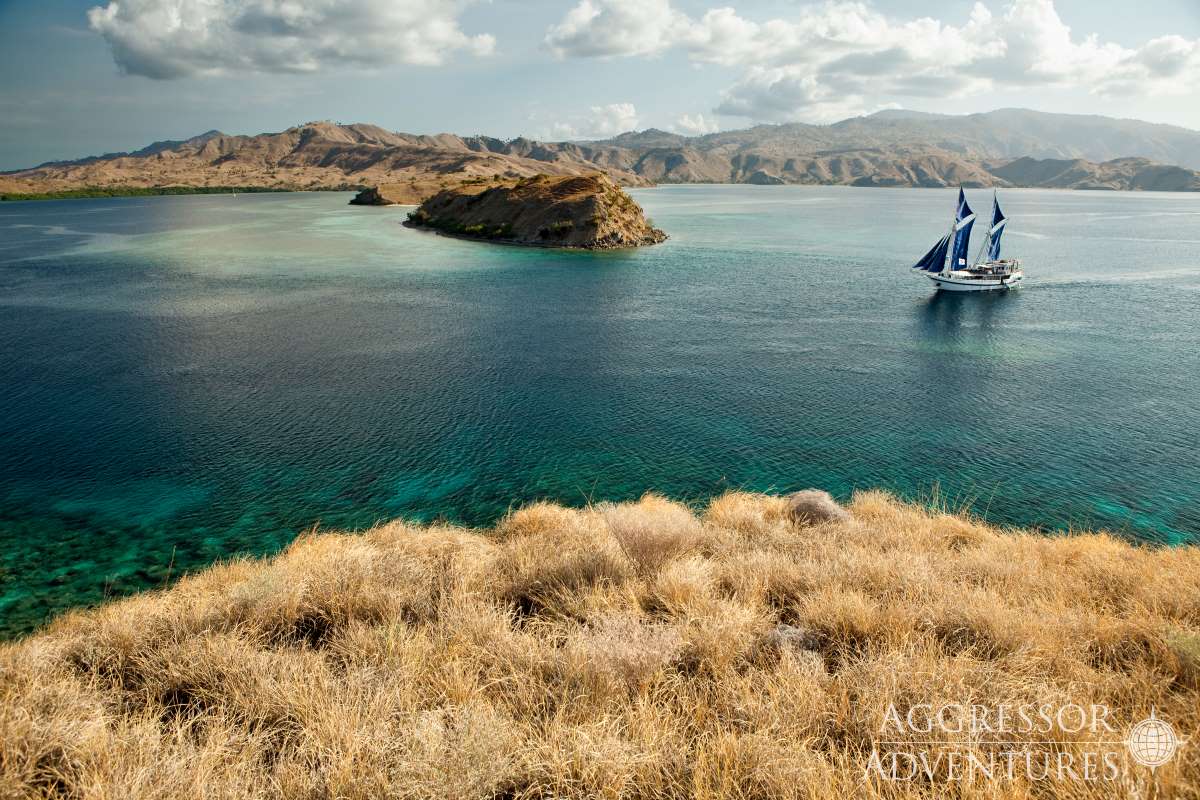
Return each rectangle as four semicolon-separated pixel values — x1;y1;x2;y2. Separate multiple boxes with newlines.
951;219;974;269
987;196;1006;261
955;188;973;225
949;188;975;270
914;235;950;271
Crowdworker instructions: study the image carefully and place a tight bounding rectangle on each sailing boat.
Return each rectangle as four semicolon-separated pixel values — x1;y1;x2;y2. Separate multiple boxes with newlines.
912;188;1023;291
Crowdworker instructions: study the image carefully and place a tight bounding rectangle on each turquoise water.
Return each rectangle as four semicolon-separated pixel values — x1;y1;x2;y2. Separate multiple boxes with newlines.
1;186;1198;635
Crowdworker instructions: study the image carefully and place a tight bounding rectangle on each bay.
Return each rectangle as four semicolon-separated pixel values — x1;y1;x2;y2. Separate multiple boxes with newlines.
1;185;1198;636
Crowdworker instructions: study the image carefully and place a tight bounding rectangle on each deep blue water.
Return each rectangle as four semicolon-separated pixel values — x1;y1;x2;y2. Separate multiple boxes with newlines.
1;186;1198;635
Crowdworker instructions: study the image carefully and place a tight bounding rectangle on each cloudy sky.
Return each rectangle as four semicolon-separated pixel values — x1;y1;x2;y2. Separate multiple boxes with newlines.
1;0;1199;169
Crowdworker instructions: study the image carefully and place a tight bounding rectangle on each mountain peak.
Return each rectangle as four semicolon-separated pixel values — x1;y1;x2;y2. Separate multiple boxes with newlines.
600;128;686;147
864;109;950;121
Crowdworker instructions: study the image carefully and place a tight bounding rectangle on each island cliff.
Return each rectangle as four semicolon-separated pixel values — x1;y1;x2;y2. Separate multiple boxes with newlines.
398;173;667;250
347;184;421;206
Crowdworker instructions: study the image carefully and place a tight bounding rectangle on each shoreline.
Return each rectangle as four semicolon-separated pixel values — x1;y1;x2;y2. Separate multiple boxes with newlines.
6;181;1200;204
1;488;1191;642
0;186;358;202
400;220;662;251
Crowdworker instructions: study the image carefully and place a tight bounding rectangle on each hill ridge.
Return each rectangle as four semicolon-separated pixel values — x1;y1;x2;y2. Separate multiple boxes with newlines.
4;108;1200;197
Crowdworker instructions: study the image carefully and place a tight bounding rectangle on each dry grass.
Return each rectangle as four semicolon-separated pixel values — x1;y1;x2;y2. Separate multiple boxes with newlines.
1;490;1198;799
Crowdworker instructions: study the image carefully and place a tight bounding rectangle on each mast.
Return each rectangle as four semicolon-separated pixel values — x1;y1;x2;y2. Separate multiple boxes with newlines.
942;191;958;273
975;191;997;266
973;192;1008;264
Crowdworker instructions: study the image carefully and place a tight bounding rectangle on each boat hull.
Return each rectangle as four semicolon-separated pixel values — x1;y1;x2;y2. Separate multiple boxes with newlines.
925;270;1023;292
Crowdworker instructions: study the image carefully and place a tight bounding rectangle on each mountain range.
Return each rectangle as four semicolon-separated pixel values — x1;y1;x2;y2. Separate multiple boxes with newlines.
3;108;1200;198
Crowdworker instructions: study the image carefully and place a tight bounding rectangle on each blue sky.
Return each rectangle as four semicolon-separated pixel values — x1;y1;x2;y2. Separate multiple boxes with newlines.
2;0;1199;170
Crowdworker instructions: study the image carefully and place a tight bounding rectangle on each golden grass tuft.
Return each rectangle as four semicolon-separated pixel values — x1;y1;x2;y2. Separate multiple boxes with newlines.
1;490;1198;798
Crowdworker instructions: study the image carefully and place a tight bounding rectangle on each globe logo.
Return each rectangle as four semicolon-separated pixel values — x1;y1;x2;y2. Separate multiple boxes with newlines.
1126;711;1179;769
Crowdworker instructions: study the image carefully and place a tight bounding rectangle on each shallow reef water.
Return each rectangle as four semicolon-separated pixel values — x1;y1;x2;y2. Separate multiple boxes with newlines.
1;186;1197;635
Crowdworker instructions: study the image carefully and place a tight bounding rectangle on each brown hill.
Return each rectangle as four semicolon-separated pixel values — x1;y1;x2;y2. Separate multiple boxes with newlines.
990;156;1200;191
0;121;651;197
4;111;1200;198
399;173;667;250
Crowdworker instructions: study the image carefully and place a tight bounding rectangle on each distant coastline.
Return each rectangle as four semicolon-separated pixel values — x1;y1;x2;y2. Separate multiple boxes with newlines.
5;110;1200;201
0;185;355;202
9;179;1199;205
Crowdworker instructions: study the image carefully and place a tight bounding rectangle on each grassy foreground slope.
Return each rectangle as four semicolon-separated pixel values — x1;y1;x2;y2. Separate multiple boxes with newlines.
1;491;1197;798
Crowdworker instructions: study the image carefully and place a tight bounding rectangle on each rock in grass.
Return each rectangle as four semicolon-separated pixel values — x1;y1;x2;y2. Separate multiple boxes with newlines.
785;489;850;526
763;624;822;653
754;624;826;674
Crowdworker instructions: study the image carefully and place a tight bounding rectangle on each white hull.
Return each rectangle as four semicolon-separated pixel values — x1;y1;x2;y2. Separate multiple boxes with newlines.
924;269;1023;292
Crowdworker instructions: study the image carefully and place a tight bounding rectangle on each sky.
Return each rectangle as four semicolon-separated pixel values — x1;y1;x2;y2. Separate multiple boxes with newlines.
2;0;1199;170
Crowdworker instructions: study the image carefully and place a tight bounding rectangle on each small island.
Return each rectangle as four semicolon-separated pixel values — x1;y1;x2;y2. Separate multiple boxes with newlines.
370;173;667;250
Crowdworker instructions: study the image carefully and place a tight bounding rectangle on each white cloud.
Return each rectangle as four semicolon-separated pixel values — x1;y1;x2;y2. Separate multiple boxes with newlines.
671;112;719;136
548;102;640;140
87;0;495;79
545;0;1200;122
714;68;871;123
545;0;689;58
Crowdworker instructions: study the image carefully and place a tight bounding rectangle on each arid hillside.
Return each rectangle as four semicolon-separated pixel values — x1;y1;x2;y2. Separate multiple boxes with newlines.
5;109;1200;198
0;122;651;197
1;490;1197;799
990;156;1200;191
